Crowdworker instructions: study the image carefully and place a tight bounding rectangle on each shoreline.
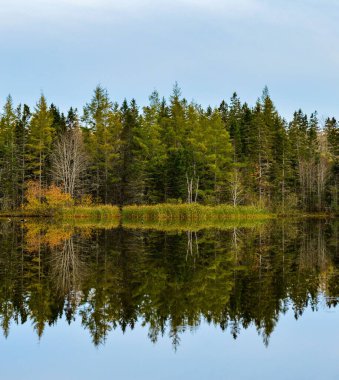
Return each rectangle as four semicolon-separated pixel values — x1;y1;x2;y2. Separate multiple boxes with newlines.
0;203;336;221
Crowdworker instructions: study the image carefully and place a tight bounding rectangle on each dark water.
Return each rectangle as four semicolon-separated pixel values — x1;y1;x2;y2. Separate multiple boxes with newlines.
0;218;338;379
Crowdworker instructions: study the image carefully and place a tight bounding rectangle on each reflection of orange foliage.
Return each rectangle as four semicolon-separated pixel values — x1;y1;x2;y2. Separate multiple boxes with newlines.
44;228;73;248
25;224;43;252
24;219;119;253
25;223;73;252
78;228;93;239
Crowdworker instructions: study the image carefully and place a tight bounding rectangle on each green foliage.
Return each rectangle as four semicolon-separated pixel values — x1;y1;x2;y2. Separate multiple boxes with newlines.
0;86;338;213
82;86;122;203
26;95;54;187
61;205;120;219
0;96;18;209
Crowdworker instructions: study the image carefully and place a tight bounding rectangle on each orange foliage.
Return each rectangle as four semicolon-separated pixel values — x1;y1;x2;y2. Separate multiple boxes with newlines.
25;181;73;215
25;223;73;252
78;194;93;206
45;184;73;209
25;181;43;210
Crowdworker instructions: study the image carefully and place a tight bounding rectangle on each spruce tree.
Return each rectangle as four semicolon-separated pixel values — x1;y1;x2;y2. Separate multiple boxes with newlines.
15;104;31;206
26;95;54;195
0;95;18;209
82;86;122;203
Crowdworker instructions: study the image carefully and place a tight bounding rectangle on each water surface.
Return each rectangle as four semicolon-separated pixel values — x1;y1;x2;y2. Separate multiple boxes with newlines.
0;218;338;379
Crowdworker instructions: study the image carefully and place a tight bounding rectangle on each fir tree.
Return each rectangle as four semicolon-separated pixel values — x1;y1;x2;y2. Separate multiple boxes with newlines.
27;95;54;195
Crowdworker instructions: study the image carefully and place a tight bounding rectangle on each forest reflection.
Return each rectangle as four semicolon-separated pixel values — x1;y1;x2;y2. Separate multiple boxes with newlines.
0;218;338;348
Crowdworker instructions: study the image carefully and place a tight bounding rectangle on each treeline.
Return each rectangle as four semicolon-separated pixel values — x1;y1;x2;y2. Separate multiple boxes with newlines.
0;84;338;211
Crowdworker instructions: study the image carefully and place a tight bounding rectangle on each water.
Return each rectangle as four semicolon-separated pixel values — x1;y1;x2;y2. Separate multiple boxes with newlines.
0;218;338;379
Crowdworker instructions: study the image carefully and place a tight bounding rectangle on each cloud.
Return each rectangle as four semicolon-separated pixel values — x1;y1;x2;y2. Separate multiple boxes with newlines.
0;0;265;32
1;0;262;17
1;0;336;57
178;0;261;13
17;0;260;9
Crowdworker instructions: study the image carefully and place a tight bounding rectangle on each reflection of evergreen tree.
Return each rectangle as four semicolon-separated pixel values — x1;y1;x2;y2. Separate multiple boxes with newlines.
0;219;338;347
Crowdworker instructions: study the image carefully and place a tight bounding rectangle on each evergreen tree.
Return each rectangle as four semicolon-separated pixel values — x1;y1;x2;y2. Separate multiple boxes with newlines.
204;109;233;203
139;91;167;203
0;95;18;209
324;118;339;210
26;95;54;195
164;83;188;201
50;104;67;136
82;86;122;203
118;99;142;204
0;86;337;212
15;104;31;206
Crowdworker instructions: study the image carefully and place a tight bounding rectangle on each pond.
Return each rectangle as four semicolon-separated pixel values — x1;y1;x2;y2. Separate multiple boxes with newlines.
0;218;338;379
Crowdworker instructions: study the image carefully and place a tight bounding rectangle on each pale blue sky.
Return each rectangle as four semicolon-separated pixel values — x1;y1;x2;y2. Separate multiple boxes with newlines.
1;0;339;120
1;306;339;380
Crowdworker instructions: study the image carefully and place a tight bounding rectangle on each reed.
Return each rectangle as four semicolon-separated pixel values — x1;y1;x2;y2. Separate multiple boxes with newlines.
61;205;120;219
122;203;273;222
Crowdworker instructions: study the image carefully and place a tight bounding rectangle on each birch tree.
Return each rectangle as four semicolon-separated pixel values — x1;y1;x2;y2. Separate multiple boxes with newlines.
52;127;87;197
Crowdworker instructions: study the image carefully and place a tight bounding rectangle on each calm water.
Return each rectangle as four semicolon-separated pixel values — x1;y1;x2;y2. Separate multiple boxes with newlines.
0;218;338;379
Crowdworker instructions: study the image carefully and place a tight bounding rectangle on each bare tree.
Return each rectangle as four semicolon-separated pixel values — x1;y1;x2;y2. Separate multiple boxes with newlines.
316;133;332;210
186;164;199;203
228;167;244;207
52;127;87;197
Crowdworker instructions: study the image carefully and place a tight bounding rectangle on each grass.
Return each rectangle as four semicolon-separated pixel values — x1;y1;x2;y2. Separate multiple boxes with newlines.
122;203;273;222
61;205;120;219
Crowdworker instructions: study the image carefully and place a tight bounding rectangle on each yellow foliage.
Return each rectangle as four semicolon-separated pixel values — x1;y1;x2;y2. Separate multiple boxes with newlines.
45;184;73;209
25;181;73;215
25;223;73;252
25;181;43;210
79;194;93;206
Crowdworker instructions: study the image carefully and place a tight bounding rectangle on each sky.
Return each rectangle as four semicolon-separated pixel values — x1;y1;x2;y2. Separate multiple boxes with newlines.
1;306;339;380
1;0;339;121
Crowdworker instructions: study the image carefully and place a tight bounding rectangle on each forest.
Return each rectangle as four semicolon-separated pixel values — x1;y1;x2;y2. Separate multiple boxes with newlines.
0;84;338;213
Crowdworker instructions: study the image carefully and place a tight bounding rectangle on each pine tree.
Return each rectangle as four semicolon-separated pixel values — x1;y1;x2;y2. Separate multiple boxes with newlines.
0;95;18;209
82;86;122;203
26;95;54;196
163;83;188;201
118;99;142;204
204;109;233;203
324;118;339;210
139;91;167;203
15;104;31;206
228;92;243;162
50;104;67;136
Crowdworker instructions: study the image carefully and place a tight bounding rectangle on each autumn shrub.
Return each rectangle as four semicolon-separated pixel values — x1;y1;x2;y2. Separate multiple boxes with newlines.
78;194;94;206
25;181;43;212
25;181;73;216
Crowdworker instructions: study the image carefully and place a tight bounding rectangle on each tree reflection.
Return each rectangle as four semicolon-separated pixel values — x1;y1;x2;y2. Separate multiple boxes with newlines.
50;237;86;296
0;218;337;348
